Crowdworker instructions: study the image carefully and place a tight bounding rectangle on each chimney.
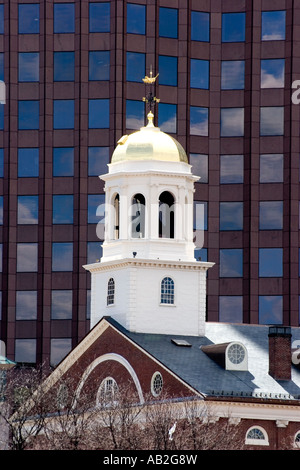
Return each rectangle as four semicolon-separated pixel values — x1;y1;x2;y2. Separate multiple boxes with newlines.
268;326;292;381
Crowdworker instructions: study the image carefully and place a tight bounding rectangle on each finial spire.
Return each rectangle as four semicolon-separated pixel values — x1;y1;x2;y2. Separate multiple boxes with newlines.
142;66;160;117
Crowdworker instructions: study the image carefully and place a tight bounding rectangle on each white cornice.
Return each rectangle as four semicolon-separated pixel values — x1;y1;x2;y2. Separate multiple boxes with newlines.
83;258;215;273
207;399;300;423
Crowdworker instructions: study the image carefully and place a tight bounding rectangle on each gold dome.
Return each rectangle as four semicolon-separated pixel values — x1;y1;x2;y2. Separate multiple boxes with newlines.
111;112;188;164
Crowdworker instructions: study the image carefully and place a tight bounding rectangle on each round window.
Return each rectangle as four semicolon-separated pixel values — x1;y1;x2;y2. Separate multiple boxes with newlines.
151;372;163;397
227;343;245;365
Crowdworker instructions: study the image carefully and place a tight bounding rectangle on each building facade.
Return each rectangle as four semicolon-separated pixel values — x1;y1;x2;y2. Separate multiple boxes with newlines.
0;0;300;366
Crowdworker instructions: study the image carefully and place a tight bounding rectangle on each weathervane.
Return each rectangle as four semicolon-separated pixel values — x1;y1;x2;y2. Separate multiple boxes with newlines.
142;66;160;114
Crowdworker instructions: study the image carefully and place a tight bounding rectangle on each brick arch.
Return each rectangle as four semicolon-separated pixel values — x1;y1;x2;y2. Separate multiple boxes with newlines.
74;353;144;406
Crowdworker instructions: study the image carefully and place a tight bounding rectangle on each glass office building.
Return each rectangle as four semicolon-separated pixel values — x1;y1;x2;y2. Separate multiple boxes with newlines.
0;0;299;365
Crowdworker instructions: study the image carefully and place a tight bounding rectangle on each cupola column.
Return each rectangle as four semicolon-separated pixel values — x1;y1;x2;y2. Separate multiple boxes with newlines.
149;183;159;240
119;189;129;240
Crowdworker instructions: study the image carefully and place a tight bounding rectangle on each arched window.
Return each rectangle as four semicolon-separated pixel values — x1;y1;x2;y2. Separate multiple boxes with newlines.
107;278;115;305
113;194;120;240
245;426;269;446
97;377;119;407
131;193;145;238
161;277;174;304
294;431;300;448
159;191;175;238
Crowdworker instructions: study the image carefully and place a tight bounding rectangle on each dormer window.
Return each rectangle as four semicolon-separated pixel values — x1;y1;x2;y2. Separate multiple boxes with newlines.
161;276;174;304
201;341;248;371
107;278;115;305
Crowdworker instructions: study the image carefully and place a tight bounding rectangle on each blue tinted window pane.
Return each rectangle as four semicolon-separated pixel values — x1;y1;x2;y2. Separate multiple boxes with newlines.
89;51;110;81
222;13;245;42
190;107;208;136
259;296;283;324
190;59;209;89
127;3;146;35
18;4;39;34
54;3;75;33
194;201;207;231
261;59;285;88
220;249;243;277
190;154;208;183
51;290;72;319
261;11;286;41
53;195;73;224
18;101;39;130
259;248;283;277
220;155;244;184
17;196;38;224
221;61;245;90
17;243;38;272
53;100;74;129
126;100;144;130
260;154;283;183
87;242;102;264
221;108;244;137
16;291;37;320
88;147;109;176
0;5;3;34
127;52;145;82
52;243;73;271
194;247;207;262
220;202;243;230
53;148;74;176
158;103;177;133
15;339;36;363
18;148;39;177
159;56;178;86
88;194;105;224
0;149;3;177
50;338;72;366
191;11;209;42
159;7;178;38
219;296;243;323
259;201;283;230
89;2;110;32
88;99;110;128
86;290;91;319
260;107;284;136
19;53;39;82
54;52;75;81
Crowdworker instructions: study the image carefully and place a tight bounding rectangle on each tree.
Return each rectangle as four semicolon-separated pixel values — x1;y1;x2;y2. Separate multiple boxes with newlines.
88;382;145;450
0;365;51;450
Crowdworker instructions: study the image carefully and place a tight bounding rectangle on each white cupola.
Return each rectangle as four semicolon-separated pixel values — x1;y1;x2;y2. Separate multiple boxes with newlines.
101;111;198;263
84;85;214;337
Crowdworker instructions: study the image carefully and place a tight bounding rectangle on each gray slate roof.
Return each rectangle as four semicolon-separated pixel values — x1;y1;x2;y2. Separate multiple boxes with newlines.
107;318;300;401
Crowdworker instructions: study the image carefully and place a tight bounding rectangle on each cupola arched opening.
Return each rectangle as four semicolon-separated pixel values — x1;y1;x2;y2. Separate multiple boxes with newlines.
159;191;175;239
113;194;120;240
131;193;146;238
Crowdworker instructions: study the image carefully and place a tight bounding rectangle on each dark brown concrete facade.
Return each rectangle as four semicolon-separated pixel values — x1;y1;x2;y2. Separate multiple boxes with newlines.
0;0;299;366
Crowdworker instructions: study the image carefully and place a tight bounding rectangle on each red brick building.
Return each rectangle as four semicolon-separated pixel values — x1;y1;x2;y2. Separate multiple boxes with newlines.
37;315;300;450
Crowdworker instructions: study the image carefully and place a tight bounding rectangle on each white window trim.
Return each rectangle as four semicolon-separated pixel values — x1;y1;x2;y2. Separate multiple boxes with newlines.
294;431;300;448
245;426;269;446
159;276;175;306
151;371;163;397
